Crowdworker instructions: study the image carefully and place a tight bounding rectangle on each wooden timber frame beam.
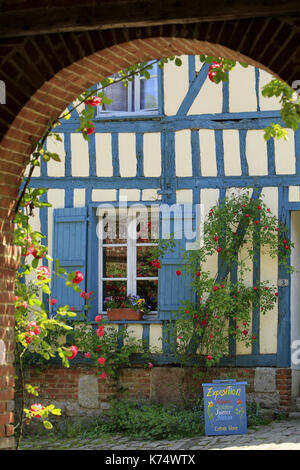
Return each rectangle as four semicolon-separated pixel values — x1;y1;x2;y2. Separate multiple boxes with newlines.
0;0;300;39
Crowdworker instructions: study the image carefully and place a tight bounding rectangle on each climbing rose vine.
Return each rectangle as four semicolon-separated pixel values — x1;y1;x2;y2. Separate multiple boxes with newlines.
163;189;293;366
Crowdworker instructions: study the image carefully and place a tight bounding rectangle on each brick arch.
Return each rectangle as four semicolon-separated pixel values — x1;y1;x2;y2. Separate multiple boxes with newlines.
0;16;299;448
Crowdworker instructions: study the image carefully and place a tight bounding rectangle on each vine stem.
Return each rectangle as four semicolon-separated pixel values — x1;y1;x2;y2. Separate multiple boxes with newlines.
15;346;26;451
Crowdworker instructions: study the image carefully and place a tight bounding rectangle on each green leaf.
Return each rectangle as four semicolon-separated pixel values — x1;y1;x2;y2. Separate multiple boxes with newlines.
43;420;53;430
42;284;51;295
49;152;61;162
175;57;182;67
31;257;39;269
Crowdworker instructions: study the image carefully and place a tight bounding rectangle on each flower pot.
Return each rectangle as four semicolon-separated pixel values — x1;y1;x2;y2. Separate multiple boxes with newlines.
107;308;143;321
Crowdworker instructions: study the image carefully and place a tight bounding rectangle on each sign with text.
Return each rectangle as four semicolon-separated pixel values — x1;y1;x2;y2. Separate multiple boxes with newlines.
202;379;247;435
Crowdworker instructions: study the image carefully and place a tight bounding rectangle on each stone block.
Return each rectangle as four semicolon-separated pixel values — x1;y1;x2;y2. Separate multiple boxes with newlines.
254;367;276;393
78;375;99;409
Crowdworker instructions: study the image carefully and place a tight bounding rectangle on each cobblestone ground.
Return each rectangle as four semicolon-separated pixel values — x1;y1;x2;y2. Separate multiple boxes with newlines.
19;415;300;450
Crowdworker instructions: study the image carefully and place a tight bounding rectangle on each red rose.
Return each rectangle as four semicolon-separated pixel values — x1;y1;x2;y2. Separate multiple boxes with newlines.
85;96;101;106
216;247;222;253
96;326;104;337
36;266;50;281
72;271;84;284
32;248;45;259
207;355;213;361
257;205;262;210
214;236;218;242
30;403;45;418
176;270;181;276
97;357;106;365
86;124;95;135
196;271;201;277
213;286;219;292
242;329;248;336
69;345;78;360
148;362;154;369
50;298;57;306
84;352;91;359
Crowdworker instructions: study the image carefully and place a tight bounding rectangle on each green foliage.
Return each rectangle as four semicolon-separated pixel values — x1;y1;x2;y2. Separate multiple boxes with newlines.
101;398;205;440
73;315;148;385
160;189;293;366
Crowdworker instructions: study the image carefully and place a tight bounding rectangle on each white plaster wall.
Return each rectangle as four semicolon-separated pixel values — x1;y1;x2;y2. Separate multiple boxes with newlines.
92;189;117;202
246;130;268;175
149;324;163;352
229;64;257;113
289;186;300;202
71;133;89;177
175;130;193;177
291;212;300;374
73;188;86;207
223;130;242;176
143;133;161;177
274;129;296;174
95;133;113;177
163;55;189;116
259;187;278;354
199;130;217;176
46;134;65;177
188;68;223;115
259;70;282;111
119;133;136;177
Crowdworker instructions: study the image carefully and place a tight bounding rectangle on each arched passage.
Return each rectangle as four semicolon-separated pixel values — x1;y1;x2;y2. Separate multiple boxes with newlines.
0;9;299;447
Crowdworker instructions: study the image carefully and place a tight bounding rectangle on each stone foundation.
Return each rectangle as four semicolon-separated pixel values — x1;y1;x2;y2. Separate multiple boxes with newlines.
23;364;292;418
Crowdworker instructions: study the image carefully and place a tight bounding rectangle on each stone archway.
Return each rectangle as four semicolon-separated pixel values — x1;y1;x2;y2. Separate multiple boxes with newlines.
1;2;299;449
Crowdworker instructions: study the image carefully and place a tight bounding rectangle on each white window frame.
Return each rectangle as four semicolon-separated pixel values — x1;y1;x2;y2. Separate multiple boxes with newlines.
96;66;159;117
98;211;158;316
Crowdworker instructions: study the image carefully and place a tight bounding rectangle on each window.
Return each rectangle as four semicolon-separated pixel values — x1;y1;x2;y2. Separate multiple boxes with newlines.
97;206;159;316
97;62;159;116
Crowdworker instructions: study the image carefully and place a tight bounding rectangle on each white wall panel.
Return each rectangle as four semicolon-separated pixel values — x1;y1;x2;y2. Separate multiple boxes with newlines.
119;133;136;177
223;130;242;176
95;133;113;177
71;133;89;177
199;130;217;176
229;64;257;112
175;130;193;176
246;130;268;175
143;133;161;177
163;55;189;116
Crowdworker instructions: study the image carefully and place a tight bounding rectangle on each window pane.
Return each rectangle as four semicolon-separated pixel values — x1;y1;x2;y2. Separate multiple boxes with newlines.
103;77;128;112
137;245;159;277
140;77;158;110
136;209;159;242
137;280;158;311
102;212;127;244
103;246;127;278
103;281;127;310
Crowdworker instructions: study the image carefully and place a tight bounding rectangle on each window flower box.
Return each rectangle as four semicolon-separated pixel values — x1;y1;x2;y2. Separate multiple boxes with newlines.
107;308;143;321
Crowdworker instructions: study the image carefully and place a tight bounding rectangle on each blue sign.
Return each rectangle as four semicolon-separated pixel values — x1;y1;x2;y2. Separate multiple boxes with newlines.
202;379;247;435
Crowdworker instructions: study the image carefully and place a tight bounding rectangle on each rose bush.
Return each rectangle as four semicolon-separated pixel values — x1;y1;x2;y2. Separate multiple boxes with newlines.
162;189;293;366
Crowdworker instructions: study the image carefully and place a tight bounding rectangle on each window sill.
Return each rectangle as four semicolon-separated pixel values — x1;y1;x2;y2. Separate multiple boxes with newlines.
94;113;164;122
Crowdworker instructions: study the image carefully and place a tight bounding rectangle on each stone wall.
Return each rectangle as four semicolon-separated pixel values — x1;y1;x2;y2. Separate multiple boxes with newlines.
24;365;292;420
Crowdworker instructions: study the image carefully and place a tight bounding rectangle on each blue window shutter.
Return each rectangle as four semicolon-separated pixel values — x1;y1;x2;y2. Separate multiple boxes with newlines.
158;204;196;320
51;207;88;317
